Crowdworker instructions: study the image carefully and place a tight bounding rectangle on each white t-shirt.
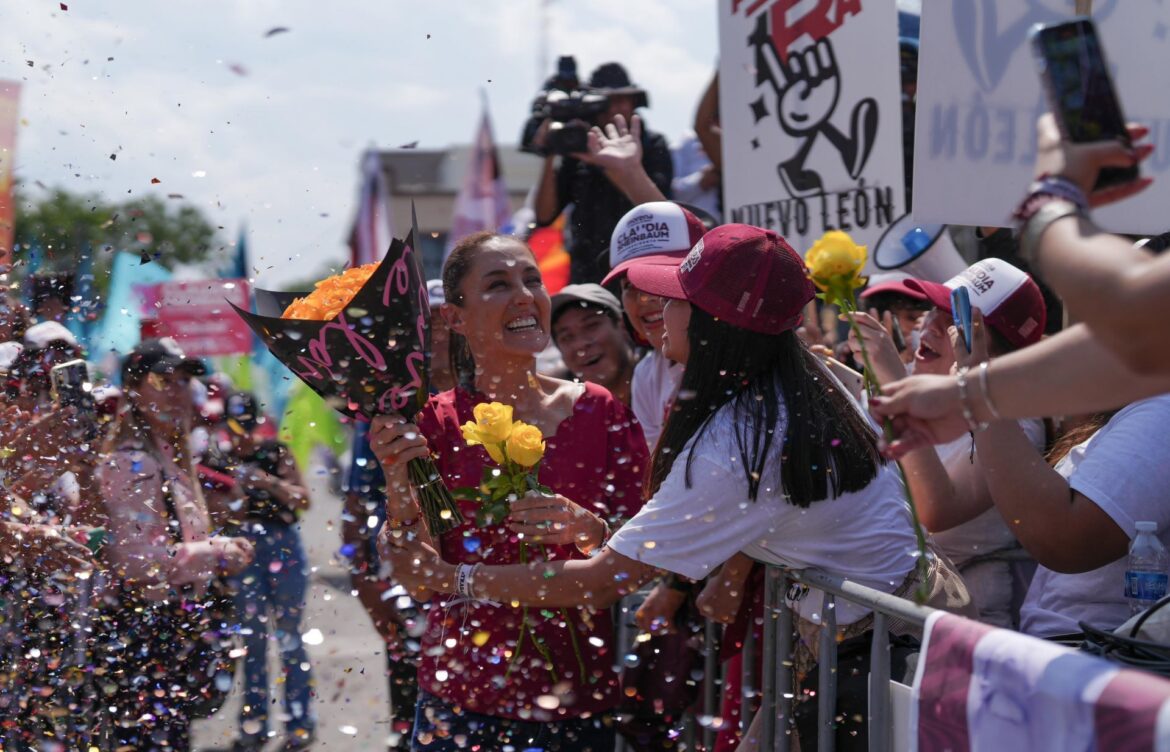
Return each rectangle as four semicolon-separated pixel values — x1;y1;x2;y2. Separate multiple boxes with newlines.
630;350;683;451
931;418;1047;563
1020;395;1170;637
609;384;918;625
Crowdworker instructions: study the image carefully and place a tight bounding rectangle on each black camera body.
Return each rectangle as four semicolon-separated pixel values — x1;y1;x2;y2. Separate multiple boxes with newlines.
541;90;610;155
520;55;611;156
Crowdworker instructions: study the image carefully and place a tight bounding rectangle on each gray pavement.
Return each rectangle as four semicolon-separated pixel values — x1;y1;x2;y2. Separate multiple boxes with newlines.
192;470;396;751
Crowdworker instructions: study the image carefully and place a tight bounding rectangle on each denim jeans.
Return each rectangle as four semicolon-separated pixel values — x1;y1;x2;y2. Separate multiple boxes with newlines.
412;691;616;751
231;520;316;738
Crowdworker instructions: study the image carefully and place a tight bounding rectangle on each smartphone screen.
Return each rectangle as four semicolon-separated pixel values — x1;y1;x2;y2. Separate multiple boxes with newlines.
1032;19;1136;188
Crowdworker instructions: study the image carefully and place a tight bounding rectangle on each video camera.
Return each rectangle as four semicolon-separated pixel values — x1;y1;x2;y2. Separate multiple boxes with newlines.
520;55;610;156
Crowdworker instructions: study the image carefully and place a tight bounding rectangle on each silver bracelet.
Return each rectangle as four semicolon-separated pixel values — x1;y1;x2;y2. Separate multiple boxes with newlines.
978;362;1003;421
956;367;990;434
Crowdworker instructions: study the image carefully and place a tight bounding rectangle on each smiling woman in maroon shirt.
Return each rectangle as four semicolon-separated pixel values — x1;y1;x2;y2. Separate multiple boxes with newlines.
370;231;647;752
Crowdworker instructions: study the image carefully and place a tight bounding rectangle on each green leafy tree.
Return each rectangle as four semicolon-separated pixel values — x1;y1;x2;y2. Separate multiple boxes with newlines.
10;184;225;293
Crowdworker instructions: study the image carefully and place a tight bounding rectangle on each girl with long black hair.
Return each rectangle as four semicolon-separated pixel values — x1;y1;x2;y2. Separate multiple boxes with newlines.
383;225;960;748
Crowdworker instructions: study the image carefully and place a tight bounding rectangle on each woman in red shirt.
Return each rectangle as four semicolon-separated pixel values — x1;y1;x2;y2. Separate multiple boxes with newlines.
371;231;647;752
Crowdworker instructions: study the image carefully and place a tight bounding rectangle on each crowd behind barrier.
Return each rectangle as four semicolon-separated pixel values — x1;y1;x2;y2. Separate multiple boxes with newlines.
7;23;1170;751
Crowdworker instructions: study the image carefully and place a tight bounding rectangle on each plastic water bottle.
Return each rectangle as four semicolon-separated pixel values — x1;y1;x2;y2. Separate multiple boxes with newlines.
1126;521;1169;615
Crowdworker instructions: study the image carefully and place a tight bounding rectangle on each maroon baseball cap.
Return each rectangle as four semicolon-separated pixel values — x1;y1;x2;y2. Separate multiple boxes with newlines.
625;224;815;335
859;272;929;301
904;259;1046;348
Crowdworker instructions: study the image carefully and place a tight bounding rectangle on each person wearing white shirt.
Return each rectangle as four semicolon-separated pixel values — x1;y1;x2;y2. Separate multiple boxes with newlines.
382;225;966;751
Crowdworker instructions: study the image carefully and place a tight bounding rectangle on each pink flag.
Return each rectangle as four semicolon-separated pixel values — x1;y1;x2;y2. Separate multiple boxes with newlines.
349;151;395;268
443;103;512;261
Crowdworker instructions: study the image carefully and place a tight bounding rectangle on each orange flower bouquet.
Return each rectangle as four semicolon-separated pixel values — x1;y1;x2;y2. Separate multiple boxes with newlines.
232;230;463;535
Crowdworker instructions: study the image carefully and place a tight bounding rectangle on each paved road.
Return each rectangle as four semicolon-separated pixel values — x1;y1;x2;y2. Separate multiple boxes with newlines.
192;471;394;751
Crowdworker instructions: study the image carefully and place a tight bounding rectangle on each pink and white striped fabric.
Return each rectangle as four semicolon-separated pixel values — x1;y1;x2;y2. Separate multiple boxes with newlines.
911;611;1170;751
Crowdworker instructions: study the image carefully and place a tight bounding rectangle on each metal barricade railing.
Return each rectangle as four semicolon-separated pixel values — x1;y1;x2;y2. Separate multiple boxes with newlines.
760;566;936;752
613;566;935;751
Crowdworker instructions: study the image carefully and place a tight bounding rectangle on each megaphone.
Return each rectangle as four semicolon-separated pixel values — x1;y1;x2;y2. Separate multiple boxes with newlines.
872;213;967;283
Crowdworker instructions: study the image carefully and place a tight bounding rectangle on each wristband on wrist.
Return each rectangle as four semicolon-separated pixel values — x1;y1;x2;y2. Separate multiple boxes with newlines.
664;573;695;593
1016;198;1084;266
956;367;990;434
455;563;474;598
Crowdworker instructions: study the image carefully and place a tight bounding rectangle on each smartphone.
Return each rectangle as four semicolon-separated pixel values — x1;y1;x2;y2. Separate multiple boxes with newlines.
1030;18;1137;190
951;286;973;354
888;316;906;353
50;359;94;413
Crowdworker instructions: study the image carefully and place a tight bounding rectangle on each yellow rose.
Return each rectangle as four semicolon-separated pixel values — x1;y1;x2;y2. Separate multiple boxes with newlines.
472;402;515;444
804;230;868;292
505;422;546;468
461;421;507;464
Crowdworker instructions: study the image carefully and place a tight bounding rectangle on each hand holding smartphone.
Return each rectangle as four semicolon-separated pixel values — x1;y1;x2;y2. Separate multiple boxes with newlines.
951;286;973;354
1030;17;1137;190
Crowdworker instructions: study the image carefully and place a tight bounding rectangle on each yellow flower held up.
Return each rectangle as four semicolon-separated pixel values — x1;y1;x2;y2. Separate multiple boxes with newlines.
804;230;868;294
461;421;507;464
472;402;515;444
506;422;546;468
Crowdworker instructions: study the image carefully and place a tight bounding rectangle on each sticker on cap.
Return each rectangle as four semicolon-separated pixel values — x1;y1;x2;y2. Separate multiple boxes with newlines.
612;204;689;263
680;238;705;274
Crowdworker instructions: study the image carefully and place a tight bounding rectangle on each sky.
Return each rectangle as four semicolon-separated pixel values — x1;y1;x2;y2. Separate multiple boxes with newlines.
2;0;723;289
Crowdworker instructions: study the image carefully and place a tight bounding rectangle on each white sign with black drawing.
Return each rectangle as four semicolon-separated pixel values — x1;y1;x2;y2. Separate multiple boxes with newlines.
718;0;906;259
913;0;1170;234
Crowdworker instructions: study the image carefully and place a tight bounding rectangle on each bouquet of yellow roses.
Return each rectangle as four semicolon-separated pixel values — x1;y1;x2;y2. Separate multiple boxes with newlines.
454;402;551;527
453;401;586;682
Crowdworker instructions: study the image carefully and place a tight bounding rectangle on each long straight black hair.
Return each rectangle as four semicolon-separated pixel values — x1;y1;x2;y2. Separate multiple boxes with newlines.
648;307;885;507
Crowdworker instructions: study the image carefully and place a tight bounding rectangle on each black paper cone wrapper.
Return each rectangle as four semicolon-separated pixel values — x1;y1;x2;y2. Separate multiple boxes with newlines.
232;233;432;420
231;230;463;535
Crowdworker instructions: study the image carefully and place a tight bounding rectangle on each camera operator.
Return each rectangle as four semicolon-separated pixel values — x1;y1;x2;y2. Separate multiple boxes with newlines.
532;62;673;285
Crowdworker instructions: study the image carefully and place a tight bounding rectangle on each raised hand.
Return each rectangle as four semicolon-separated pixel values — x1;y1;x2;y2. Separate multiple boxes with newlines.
758;36;840;136
1033;113;1153;208
574;113;644;173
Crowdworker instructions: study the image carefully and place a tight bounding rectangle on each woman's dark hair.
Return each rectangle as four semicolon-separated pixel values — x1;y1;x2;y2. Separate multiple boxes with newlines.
442;231;533;387
1047;410;1119;467
649;307;885;507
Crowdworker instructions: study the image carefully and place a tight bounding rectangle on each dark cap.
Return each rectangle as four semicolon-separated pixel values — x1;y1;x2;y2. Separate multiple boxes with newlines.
224;390;262;432
121;337;207;383
550;284;623;327
588;62;649;109
626;224;815;335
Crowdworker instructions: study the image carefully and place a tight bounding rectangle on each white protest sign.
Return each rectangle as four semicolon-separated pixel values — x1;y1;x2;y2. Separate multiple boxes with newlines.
912;0;1170;234
718;0;906;261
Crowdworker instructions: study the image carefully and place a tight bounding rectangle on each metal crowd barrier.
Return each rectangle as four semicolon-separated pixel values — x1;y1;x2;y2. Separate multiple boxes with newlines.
614;565;936;752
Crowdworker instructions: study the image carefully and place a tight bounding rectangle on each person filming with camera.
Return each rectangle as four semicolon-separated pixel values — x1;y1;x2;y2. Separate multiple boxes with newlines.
531;61;673;285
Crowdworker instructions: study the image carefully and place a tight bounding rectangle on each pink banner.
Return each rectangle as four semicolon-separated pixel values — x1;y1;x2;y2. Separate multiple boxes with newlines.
0;81;20;270
157;278;252;356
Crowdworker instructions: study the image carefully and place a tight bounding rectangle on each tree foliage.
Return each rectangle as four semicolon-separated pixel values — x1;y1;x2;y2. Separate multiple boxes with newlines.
10;184;225;276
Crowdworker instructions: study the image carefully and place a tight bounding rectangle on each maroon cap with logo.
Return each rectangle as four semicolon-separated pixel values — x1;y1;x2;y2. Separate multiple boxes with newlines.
625;224;815;335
